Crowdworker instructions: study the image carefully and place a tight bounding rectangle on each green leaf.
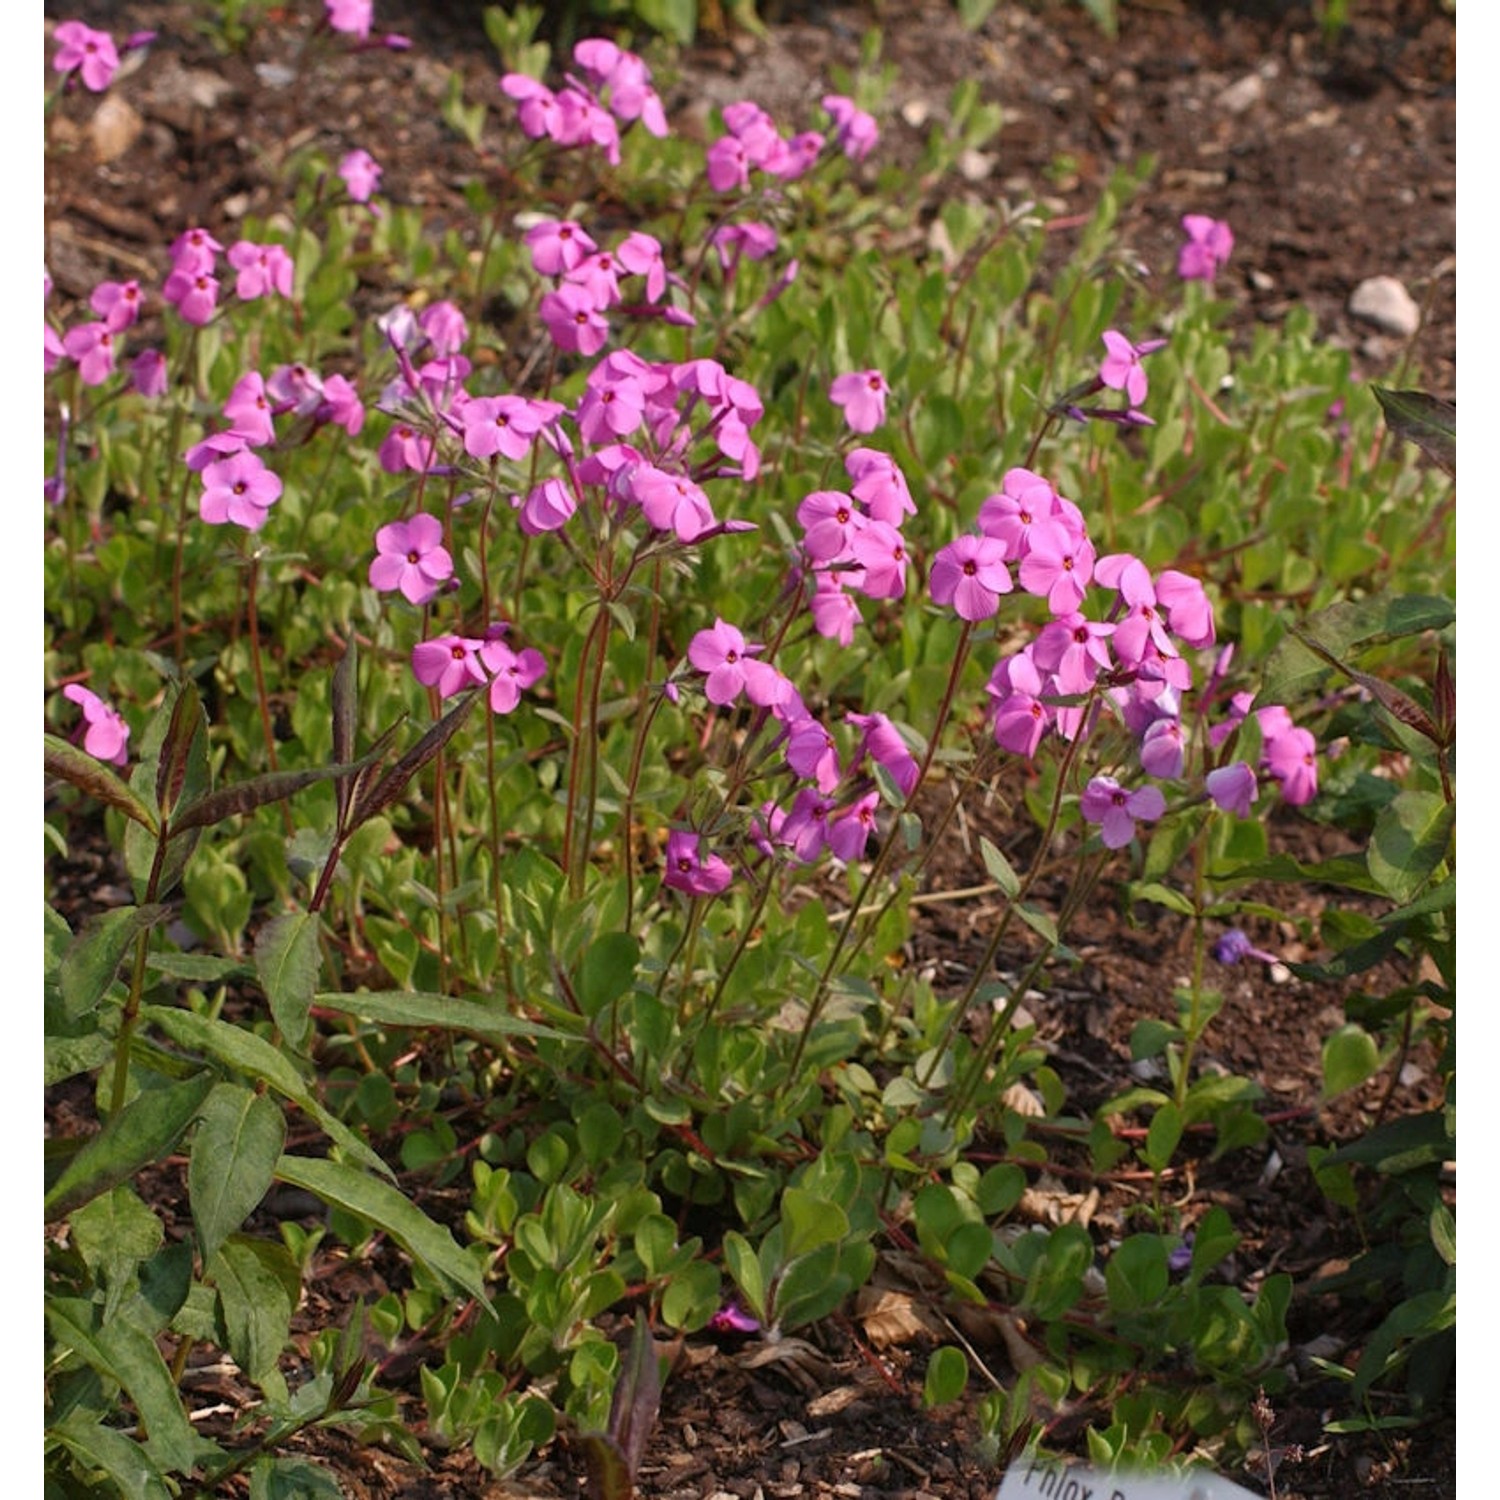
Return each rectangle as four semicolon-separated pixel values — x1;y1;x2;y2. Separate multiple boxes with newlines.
1105;1234;1170;1313
48;1408;171;1500
190;1084;287;1264
1325;1109;1452;1175
46;1072;215;1221
70;1185;163;1314
313;989;563;1043
45;734;158;833
781;1188;848;1259
249;1456;345;1500
979;836;1020;898
255;911;322;1053
59;904;170;1019
922;1345;969;1407
273;1154;494;1315
1430;1202;1456;1267
139;1005;391;1178
579;933;640;1015
1322;1024;1380;1101
721;1231;766;1324
208;1236;299;1387
1372;387;1455;477
46;1300;207;1474
1129;881;1196;917
1367;791;1453;905
1142;1103;1183;1173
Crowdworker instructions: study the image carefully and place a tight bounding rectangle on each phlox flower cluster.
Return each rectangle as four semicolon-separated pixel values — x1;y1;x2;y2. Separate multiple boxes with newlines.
411;627;547;717
500;39;667;167
946;464;1319;844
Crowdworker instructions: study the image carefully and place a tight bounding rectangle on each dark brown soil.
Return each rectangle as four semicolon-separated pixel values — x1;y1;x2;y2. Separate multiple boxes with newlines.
44;1;1456;1497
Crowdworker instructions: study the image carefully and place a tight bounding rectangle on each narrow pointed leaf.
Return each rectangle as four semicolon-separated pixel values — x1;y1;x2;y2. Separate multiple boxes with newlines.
172;754;381;835
1372;387;1455;477
48;1408;171;1500
155;682;208;818
254;911;322;1053
313;989;563;1043
190;1084;287;1264
332;639;359;828
59;904;170;1019
608;1313;662;1480
45;734;157;832
45;1072;215;1221
350;690;480;827
140;1005;391;1177
273;1154;493;1315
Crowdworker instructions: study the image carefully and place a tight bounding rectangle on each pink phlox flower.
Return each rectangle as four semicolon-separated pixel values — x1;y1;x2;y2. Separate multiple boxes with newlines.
777;131;825;180
339;148;382;203
1139;717;1187;780
1154;569;1216;648
227;240;294;301
169;228;223;276
501;73;562;141
930;533;1013;621
1081;776;1167;850
412;634;486;698
369;512;453;605
266;362;325;416
318;374;365;435
518;477;577;535
1206;761;1258;816
325;0;372;38
798;490;864;563
46;320;66;375
62;684;130;765
1033;612;1114;694
1254;704;1296;743
479;633;547;714
419;301;469;358
784;717;842;793
1178;215;1234;282
526;219;597;278
631;465;716;543
63;322;116;387
709;1300;761;1335
706;134;752;194
616;231;667;301
749;801;789;861
539;282;610;356
1098;329;1165;409
199;450;283;531
53;20;120;91
576;372;645;444
566;250;623;309
829;369;889;435
462;394;547;461
1263;725;1318;806
688;619;787;708
987;649;1051;758
663;829;733;897
809;570;861;646
708;222;780;273
780;788;834;863
185;431;247;471
1018;520;1095;616
90;279;142;332
162;266;219;325
848;520;908;599
1095;553;1173;665
977;468;1058;558
828;791;880;862
224;371;277;446
847;711;920;797
130;348;167;397
846;448;916;525
378;423;436;475
821;94;879;161
554;88;621;163
1208;690;1255;750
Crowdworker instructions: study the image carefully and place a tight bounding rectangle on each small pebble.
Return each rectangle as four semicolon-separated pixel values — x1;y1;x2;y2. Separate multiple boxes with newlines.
1349;275;1421;337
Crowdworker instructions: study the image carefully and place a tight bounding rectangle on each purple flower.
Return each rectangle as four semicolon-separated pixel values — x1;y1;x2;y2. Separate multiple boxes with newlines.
325;0;372;38
412;634;486;699
1080;776;1167;850
61;684;129;765
369;513;454;605
53;20;120;92
199;450;282;531
929;534;1013;621
821;94;879;161
62;322;116;387
1263;726;1318;806
1178;215;1234;283
479;635;547;715
228;241;295;301
709;1300;761;1334
1210;928;1279;966
1206;761;1257;817
688;619;787;708
1098;329;1164;408
338;149;382;204
829;369;889;434
663;830;733;897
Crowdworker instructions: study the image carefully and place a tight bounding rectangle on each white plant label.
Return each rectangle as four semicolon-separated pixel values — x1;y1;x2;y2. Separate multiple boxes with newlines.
997;1457;1262;1500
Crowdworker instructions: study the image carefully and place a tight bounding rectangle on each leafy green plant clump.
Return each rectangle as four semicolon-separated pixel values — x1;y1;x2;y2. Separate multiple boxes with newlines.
44;3;1453;1494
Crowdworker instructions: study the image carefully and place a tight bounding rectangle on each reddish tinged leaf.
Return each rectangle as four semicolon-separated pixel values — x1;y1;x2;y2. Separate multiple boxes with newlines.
171;754;380;834
155;682;207;817
350;689;480;827
1372;387;1455;477
45;734;157;833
